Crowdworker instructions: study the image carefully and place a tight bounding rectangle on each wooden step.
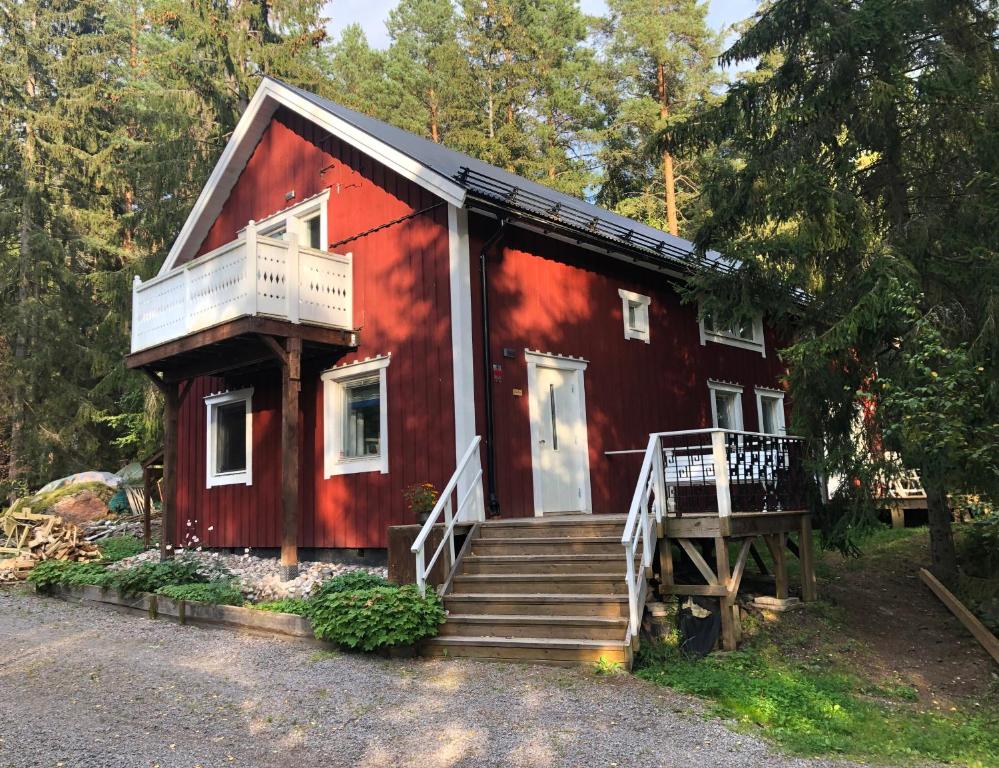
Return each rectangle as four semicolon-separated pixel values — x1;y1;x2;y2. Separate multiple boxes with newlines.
444;593;629;618
451;573;627;595
478;517;626;539
422;635;632;666
472;536;623;555
439;613;629;641
461;554;622;575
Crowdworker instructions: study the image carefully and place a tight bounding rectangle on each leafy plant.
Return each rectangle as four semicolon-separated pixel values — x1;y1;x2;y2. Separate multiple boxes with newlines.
155;581;244;606
308;570;390;602
308;585;445;651
110;559;207;596
254;598;310;615
592;657;624;675
959;515;999;579
26;561;76;591
98;535;145;563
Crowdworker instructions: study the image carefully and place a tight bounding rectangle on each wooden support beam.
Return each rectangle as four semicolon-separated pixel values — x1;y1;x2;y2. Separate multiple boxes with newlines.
142;465;152;548
257;333;289;366
765;533;789;599
143;372;180;561
890;502;905;529
750;542;770;575
280;337;302;578
920;568;999;664
731;538;752;596
716;537;738;651
658;537;675;598
799;515;818;602
678;538;719;585
662;584;729;597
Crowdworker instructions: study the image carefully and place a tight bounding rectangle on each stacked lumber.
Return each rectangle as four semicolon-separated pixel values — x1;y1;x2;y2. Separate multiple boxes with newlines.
0;507;101;582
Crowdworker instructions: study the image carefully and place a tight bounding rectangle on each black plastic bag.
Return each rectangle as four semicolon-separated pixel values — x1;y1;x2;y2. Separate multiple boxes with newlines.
676;595;720;657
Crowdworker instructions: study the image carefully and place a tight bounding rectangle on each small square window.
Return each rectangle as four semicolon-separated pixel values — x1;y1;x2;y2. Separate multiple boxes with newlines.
700;309;765;356
709;381;744;431
204;388;253;488
618;289;651;343
323;356;391;477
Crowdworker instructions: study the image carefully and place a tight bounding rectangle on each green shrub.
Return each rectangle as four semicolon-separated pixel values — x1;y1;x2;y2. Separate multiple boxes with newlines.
308;570;389;602
27;560;114;591
98;535;144;563
155;581;244;606
26;560;75;591
107;488;131;515
308;584;445;651
254;598;310;615
110;559;206;596
958;515;999;579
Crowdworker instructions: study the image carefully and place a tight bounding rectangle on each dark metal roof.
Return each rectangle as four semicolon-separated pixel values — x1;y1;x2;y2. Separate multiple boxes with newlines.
279;79;734;274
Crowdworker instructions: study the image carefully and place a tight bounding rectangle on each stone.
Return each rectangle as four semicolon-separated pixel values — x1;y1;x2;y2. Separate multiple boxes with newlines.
752;596;803;612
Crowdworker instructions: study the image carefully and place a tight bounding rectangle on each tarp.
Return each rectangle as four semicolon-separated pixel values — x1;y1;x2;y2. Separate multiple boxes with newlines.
37;471;121;495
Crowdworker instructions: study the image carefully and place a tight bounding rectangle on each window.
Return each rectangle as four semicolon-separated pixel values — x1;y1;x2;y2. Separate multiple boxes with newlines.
618;289;651;343
248;189;329;251
204;388;253;488
323;355;390;477
708;380;744;431
699;309;765;356
755;387;786;435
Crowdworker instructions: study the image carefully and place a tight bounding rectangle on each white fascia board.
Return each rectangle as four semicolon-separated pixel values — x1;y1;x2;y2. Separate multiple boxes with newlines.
159;78;466;275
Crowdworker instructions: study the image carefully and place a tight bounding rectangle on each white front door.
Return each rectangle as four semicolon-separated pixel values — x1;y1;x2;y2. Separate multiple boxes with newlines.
526;353;591;515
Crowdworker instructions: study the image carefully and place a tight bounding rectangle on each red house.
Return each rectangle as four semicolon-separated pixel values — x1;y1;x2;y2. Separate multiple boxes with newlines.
127;78;815;665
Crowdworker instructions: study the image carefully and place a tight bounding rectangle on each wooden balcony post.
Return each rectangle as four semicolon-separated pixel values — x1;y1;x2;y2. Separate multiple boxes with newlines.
245;219;258;316
280;336;302;579
711;430;732;517
143;374;191;561
286;232;300;323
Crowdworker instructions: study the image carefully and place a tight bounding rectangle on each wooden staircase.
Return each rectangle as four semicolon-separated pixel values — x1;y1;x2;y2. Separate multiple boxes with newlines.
422;515;633;667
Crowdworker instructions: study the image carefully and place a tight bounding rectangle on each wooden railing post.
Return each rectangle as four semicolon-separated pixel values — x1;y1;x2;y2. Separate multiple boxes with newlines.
712;430;732;517
286;232;300;323
131;275;141;352
183;266;192;334
245;219;258;317
652;436;666;524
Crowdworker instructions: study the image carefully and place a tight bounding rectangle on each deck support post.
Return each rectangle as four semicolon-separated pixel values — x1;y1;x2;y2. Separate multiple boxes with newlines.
715;537;738;651
143;373;192;561
279;337;302;580
765;533;789;599
799;515;817;602
142;464;152;548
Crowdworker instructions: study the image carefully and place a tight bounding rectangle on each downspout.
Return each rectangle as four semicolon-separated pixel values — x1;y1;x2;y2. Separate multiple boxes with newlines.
479;219;508;516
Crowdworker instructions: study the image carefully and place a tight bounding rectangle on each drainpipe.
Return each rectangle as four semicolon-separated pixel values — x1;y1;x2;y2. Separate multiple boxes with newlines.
479;219;508;517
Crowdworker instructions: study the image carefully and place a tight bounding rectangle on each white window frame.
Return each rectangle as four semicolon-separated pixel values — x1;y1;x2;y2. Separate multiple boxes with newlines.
322;355;390;477
708;380;744;431
618;289;651;343
204;388;254;488
755;387;787;435
247;188;330;251
698;308;766;357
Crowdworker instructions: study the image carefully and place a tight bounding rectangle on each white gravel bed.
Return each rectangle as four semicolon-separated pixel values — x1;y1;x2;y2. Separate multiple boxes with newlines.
109;549;388;602
0;588;867;768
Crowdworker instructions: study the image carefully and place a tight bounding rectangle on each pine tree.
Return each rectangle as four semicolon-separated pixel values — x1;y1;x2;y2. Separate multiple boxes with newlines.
322;24;389;117
598;0;721;236
663;0;999;577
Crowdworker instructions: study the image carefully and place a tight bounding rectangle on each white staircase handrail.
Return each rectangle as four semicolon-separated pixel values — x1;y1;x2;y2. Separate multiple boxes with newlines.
622;433;664;642
412;436;484;596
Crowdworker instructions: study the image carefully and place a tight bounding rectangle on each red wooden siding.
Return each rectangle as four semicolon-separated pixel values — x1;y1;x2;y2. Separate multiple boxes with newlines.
467;215;789;519
174;109;456;550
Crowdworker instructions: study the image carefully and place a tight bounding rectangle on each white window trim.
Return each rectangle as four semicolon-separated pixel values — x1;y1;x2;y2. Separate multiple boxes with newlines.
698;310;766;357
755;387;787;435
524;350;592;516
204;388;254;488
618;288;651;343
246;188;330;251
322;355;390;477
708;380;744;431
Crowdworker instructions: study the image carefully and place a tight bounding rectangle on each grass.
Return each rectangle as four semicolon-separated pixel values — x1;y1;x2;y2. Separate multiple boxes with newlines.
638;524;999;766
636;637;998;765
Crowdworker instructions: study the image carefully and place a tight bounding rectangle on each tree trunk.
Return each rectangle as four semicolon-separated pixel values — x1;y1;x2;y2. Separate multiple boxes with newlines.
657;62;678;236
924;473;957;586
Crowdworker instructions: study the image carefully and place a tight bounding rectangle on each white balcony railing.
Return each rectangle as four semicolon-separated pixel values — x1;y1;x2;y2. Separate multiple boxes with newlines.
131;220;353;353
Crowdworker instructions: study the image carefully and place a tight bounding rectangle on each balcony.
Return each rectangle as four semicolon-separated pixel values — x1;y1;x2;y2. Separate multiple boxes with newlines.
131;224;353;354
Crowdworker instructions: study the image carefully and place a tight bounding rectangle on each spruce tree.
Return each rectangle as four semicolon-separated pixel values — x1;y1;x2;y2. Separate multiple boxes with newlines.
664;0;999;579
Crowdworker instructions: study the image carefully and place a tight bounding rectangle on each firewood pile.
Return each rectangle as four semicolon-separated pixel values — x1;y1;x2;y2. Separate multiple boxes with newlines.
0;507;101;582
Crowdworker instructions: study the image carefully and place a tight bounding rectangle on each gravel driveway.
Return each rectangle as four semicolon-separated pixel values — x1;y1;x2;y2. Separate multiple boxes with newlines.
0;588;855;768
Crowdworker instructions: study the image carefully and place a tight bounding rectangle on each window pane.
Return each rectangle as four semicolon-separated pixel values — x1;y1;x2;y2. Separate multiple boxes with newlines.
216;402;246;474
343;379;380;458
761;398;776;434
263;226;285;240
627;302;638;329
307;216;321;249
715;393;734;429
